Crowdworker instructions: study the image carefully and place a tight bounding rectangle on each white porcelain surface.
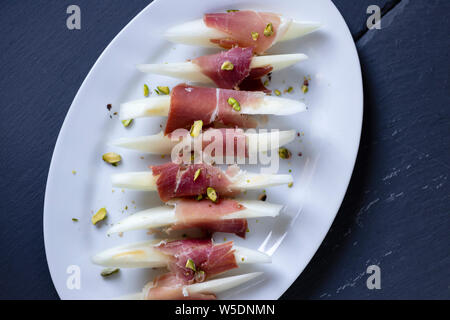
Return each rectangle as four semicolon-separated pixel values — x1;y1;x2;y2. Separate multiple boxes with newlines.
44;0;363;299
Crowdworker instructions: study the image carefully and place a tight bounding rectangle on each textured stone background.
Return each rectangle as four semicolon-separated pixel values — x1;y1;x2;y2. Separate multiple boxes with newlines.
0;0;448;299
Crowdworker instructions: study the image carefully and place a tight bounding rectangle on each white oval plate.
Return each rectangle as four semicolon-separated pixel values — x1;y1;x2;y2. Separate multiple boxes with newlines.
44;0;362;299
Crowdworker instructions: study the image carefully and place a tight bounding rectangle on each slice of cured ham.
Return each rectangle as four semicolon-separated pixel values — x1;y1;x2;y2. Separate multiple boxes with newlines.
204;11;283;54
155;238;238;282
192;47;272;90
151;162;237;202
169;198;248;238
165;84;262;134
144;273;216;300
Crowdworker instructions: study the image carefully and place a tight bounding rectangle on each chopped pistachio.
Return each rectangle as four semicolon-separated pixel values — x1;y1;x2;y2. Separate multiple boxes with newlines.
227;97;240;111
246;227;250;233
72;170;77;175
264;23;274;37
263;79;269;86
157;86;170;95
221;61;234;71
102;152;121;165
241;257;245;262
121;119;133;127
72;218;79;222
207;187;218;202
185;258;196;271
301;85;309;94
278;147;292;159
227;9;239;12
92;208;107;225
287;86;293;93
101;267;119;277
196;194;203;201
288;182;294;188
274;89;281;96
251;32;259;41
154;89;160;95
193;168;201;181
289;169;292;173
190;120;203;137
143;84;149;97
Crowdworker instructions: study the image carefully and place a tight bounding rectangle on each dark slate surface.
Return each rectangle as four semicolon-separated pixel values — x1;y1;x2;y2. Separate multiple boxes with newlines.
0;0;448;299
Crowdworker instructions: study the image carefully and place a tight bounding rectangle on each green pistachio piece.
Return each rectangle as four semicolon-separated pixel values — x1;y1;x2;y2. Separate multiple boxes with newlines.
193;168;201;181
143;84;149;97
92;208;107;225
185;259;196;271
251;32;259;41
121;119;133;127
274;89;281;96
221;61;234;71
278;147;292;159
264;23;274;37
101;267;119;277
157;86;170;95
207;187;218;202
190;120;203;137
102;152;121;165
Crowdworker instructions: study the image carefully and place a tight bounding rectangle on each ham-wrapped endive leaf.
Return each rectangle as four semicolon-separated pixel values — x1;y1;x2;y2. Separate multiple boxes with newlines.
120;84;306;134
110;128;295;156
92;238;270;269
119;272;263;300
111;163;293;201
138;47;307;90
165;10;321;54
106;198;282;238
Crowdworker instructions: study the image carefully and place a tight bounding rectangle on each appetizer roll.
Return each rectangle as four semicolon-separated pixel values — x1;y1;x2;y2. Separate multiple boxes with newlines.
106;198;282;238
120;84;306;134
93;238;270;269
111;163;293;201
165;10;321;54
138;47;307;90
123;272;263;300
110;128;295;156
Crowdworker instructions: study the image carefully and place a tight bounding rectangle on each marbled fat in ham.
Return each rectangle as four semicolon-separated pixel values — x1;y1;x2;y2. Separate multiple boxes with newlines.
204;11;283;54
151;163;236;202
170;198;248;238
165;84;261;134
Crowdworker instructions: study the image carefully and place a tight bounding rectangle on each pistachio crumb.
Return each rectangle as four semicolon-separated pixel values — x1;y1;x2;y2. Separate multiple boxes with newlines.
227;97;241;111
207;187;218;202
301;85;309;94
227;9;239;12
193;168;201;181
288;182;294;188
185;259;196;271
241;257;245;262
264;23;274;37
278;147;292;159
101;268;119;277
190;120;203;137
221;61;234;71
72;170;76;175
251;32;259;41
122;119;133;127
287;86;294;93
102;152;121;166
274;89;281;96
72;218;78;222
157;86;170;95
92;208;107;225
143;84;149;97
263;79;269;86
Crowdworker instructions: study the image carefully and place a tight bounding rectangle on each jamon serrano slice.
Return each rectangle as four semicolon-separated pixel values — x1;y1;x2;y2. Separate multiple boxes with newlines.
119;84;307;131
111;164;294;195
164;10;321;54
106;198;283;237
137;50;307;89
92;238;271;268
